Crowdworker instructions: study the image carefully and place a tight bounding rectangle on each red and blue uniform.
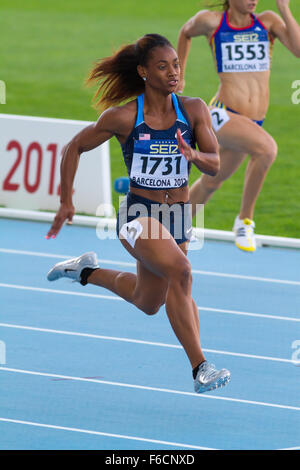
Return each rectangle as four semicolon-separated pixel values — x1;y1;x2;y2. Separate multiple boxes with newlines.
210;11;274;74
209;12;274;126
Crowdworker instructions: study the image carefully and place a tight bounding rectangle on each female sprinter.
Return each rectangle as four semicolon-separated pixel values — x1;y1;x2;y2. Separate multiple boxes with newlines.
46;34;230;393
177;0;300;251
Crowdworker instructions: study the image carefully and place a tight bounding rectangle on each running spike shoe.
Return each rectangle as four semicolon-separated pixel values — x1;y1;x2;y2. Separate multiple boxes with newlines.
194;361;231;393
47;252;98;282
233;215;256;252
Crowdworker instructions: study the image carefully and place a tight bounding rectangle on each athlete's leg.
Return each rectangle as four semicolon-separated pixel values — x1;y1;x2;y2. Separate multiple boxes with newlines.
88;230;202;365
213;112;277;220
191;111;277;219
87;259;167;316
190;146;248;217
117;217;205;369
180;243;200;339
46;219;230;390
239;149;276;220
87;268;136;302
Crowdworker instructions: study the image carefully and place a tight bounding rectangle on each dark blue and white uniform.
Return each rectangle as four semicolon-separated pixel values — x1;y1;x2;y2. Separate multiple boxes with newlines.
121;92;194;190
117;93;195;246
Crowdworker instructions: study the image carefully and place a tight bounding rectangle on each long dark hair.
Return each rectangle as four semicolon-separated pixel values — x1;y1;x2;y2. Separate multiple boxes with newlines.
86;33;173;111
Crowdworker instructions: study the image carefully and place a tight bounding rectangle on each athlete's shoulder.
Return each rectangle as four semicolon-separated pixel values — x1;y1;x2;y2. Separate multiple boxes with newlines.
193;9;223;24
180;95;207;107
182;9;223;38
179;96;209;123
102;100;136;120
256;10;282;31
96;99;137;136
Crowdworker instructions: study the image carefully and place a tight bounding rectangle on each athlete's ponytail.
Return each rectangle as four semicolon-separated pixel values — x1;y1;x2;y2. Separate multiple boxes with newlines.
86;33;173;111
205;0;229;11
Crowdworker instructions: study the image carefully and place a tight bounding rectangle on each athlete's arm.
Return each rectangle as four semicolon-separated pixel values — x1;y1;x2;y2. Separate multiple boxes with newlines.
177;98;219;177
177;10;219;93
265;2;300;57
46;107;123;238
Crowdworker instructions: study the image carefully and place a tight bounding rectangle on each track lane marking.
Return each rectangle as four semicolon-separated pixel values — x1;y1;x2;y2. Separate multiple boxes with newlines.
1;367;300;411
0;282;299;322
0;417;213;450
1;248;300;285
0;322;295;364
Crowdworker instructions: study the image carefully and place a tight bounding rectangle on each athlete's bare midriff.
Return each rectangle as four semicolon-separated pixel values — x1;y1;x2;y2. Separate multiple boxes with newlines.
213;70;270;120
130;185;190;205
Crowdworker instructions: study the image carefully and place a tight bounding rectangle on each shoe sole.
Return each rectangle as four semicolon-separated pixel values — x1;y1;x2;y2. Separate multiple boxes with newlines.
194;374;231;394
235;242;256;252
233;226;256;252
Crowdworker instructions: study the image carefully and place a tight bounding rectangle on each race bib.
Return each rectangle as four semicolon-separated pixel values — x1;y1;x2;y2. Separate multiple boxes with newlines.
119;219;143;248
220;30;270;73
130;140;189;189
210;107;230;132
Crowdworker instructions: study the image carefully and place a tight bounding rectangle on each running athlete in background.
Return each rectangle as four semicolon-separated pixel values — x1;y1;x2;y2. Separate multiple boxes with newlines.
177;0;300;251
46;34;231;393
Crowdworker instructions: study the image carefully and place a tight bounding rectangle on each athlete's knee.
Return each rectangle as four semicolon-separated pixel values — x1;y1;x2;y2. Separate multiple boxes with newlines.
192;175;223;197
168;258;192;291
143;301;164;316
268;139;278;165
202;175;224;193
252;137;278;168
134;291;166;316
262;138;277;167
138;298;165;316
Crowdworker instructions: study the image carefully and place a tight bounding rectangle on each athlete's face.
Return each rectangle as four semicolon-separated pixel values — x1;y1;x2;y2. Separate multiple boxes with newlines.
229;0;258;14
139;46;180;93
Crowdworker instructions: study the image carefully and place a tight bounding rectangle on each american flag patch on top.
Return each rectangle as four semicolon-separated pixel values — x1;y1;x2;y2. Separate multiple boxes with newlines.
139;133;150;140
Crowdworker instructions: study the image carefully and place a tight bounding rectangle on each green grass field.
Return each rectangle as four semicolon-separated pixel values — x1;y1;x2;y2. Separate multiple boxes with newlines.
1;0;300;237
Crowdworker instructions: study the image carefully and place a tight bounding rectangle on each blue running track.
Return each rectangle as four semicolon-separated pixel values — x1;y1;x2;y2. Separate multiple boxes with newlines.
0;218;299;450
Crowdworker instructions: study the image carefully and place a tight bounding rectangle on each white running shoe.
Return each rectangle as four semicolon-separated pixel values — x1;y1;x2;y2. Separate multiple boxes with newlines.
194;361;231;393
47;252;99;282
233;215;256;252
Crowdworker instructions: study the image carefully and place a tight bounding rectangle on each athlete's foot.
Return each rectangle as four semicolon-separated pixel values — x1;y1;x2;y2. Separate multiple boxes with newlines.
47;252;99;282
233;215;256;252
193;361;231;393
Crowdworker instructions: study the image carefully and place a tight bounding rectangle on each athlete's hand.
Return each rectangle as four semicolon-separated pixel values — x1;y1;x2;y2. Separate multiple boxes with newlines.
276;0;290;11
176;78;185;94
176;128;195;161
46;202;75;239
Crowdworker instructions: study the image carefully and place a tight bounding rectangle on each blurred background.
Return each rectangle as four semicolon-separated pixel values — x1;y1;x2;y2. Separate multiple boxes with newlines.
1;0;299;237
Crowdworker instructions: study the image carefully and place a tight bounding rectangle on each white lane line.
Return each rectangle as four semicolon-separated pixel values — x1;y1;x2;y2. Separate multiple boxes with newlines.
0;248;71;260
1;282;299;323
1;248;300;285
0;248;136;267
1;367;300;411
0;322;294;364
279;446;300;450
0;283;122;301
0;417;212;450
192;269;300;286
197;306;300;323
